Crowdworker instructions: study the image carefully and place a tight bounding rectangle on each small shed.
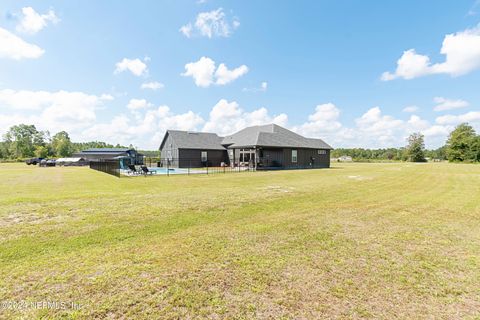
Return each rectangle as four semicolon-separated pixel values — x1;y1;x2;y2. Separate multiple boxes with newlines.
72;148;143;165
56;157;88;166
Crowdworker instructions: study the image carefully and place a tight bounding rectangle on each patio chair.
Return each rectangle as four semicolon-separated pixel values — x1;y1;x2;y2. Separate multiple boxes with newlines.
128;164;141;175
141;166;154;175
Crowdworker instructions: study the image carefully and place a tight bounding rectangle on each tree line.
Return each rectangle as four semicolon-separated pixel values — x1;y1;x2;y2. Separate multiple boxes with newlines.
331;123;480;163
0;124;129;160
1;122;479;162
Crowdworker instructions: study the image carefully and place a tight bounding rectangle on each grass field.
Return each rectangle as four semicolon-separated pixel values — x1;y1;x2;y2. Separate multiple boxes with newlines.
0;162;479;319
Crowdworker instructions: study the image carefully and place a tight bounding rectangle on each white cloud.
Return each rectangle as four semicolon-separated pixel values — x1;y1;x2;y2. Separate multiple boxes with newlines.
196;9;230;37
295;105;448;148
382;24;480;80
294;103;342;138
0;89;112;136
100;94;114;101
422;125;452;137
214;63;249;85
403;105;419;113
381;49;431;80
1;94;289;149
0;89;206;150
436;111;480;125
182;57;248;87
0;89;111;112
298;105;478;147
232;19;240;29
114;58;148;76
353;107;405;145
0;89;53;110
243;81;268;93
127;99;153;110
292;105;413;148
16;7;59;34
356;107;403;132
407;115;430;131
2;89;465;150
182;56;216;87
179;23;193;38
180;8;239;38
0;27;44;60
433;97;469;111
84;106;204;149
202;99;287;136
141;81;164;90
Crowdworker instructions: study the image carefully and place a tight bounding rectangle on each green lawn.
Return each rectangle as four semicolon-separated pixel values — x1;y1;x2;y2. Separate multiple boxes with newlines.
0;162;479;319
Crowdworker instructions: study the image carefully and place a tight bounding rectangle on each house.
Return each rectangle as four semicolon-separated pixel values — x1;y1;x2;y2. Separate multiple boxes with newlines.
159;124;333;169
338;155;353;162
72;148;144;165
159;131;228;168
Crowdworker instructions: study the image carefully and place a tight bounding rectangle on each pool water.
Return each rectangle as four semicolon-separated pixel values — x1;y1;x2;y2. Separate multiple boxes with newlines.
148;167;187;174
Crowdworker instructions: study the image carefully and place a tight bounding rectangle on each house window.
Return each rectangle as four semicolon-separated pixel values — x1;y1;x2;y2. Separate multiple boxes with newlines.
201;151;208;162
167;150;172;160
318;149;327;155
292;150;298;163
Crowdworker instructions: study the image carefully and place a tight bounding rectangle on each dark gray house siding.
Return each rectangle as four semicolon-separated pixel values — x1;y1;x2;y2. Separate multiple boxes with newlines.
159;130;228;168
159;132;180;167
235;147;331;169
277;148;330;168
178;149;228;168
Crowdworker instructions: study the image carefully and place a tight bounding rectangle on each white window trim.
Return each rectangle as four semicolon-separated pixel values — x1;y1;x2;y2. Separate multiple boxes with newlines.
201;151;208;162
292;149;298;163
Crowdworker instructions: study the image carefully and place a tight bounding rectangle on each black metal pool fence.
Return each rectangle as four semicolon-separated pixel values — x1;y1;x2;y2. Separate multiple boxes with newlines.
156;158;256;176
89;156;328;177
89;159;120;177
132;158;255;176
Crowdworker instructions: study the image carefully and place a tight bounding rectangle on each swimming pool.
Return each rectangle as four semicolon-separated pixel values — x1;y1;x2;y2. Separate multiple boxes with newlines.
148;167;190;174
121;166;235;176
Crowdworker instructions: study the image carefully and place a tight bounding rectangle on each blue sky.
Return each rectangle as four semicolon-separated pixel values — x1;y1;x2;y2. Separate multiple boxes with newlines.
1;0;480;149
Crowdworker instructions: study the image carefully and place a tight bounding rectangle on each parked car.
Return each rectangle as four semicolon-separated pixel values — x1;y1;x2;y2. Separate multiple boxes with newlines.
39;159;56;167
25;157;44;165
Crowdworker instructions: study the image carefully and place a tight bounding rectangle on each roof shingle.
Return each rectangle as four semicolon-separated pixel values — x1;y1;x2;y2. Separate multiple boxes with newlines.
82;148;132;153
222;124;332;149
162;130;225;150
